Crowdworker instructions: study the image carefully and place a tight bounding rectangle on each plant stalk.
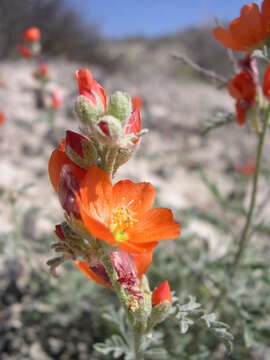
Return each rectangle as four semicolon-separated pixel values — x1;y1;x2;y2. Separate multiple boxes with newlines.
232;108;270;269
106;148;119;177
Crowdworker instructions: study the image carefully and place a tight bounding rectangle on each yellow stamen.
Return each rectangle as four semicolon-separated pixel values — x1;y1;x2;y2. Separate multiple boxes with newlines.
109;201;138;242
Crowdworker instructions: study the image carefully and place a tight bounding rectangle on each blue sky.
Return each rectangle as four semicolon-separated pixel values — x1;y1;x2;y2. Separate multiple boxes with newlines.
64;0;260;39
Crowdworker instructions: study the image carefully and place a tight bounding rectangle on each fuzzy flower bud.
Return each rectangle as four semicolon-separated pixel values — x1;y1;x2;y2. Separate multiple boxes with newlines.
152;281;172;306
65;130;97;169
74;95;105;127
150;281;172;324
94;115;122;147
16;45;32;58
107;91;132;123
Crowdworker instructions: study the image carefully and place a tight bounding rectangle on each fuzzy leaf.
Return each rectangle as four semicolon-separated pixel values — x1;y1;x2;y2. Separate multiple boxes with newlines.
94;335;129;358
201;111;235;136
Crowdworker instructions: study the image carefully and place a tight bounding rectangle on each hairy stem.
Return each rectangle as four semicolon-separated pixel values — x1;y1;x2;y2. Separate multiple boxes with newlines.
106;148;119;177
134;331;143;360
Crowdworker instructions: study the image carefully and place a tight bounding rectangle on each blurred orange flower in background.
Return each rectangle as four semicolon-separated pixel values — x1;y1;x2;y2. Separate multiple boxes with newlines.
227;71;256;125
76;166;180;254
0;112;5;126
234;156;256;176
213;0;270;51
16;45;32;58
22;27;41;42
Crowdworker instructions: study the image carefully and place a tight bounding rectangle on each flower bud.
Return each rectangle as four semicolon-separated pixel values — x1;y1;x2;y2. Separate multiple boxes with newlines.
55;224;66;240
150;281;172;324
51;90;61;109
124;109;141;144
75;68;106;109
65;130;97;169
58;165;80;218
152;281;172;306
107;91;132;123
132;95;143;111
94;115;122;147
74;95;104;127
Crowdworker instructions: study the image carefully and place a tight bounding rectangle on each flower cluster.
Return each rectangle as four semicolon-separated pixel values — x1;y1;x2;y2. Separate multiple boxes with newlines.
48;68;180;327
213;1;270;127
16;27;61;111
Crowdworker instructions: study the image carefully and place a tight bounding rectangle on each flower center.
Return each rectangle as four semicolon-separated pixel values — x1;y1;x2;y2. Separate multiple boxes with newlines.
109;205;138;242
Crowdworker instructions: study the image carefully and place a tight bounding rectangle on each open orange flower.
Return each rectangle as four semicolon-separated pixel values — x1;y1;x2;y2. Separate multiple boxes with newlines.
23;27;40;42
76;166;180;253
227;71;256;125
75;248;153;292
213;0;270;51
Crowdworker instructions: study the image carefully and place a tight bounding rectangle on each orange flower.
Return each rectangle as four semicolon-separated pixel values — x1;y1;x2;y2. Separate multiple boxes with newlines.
48;138;86;192
75;249;153;292
234;156;256;175
33;62;49;79
22;27;40;42
227;71;256;125
152;281;172;306
213;0;270;51
132;95;143;110
75;68;107;109
263;65;270;100
0;112;5;126
51;90;61;109
76;166;180;253
16;45;31;58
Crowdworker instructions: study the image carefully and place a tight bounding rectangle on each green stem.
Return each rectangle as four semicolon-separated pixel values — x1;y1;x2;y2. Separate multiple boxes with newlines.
212;108;270;311
232;108;270;269
134;331;143;360
106;148;119;177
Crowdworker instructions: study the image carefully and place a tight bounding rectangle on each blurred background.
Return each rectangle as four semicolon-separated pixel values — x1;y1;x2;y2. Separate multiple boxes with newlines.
0;1;269;359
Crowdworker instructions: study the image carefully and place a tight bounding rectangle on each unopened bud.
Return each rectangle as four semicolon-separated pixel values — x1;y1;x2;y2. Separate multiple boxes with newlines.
94;115;122;147
150;281;172;324
65;130;97;169
58;165;80;218
108;91;132;123
74;95;105;127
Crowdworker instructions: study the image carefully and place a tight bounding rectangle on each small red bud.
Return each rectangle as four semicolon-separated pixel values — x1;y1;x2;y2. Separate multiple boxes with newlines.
58;165;80;217
152;281;172;307
125;109;141;144
98;121;110;137
66;130;87;157
263;65;270;100
55;224;66;240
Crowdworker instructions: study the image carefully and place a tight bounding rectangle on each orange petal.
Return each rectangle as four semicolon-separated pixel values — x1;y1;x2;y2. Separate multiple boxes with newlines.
236;102;246;125
261;0;270;34
48;140;85;192
263;65;270;100
78;203;117;245
79;166;113;224
227;79;243;100
230;4;264;47
119;240;158;254
128;208;180;243
112;180;156;216
74;260;111;287
213;27;246;51
133;250;153;278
